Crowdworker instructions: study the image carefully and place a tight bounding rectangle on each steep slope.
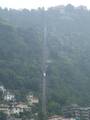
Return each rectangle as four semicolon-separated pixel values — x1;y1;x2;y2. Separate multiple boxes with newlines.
0;5;90;114
0;22;42;91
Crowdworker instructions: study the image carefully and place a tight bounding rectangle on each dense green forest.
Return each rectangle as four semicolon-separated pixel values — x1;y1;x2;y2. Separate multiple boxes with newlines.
0;5;90;114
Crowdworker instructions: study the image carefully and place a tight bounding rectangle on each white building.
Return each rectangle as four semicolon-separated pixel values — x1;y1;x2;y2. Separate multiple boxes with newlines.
0;85;6;93
10;107;24;114
4;92;15;101
11;102;30;114
27;94;39;105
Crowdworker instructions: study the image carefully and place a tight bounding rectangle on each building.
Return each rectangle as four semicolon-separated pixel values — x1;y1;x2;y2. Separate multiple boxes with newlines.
48;115;75;120
10;102;31;114
0;85;6;93
31;96;39;104
16;102;28;108
0;103;23;115
0;102;30;115
4;91;15;101
10;107;24;114
80;107;90;120
7;116;22;120
27;94;39;105
63;104;80;118
0;104;10;115
48;115;64;120
63;104;90;120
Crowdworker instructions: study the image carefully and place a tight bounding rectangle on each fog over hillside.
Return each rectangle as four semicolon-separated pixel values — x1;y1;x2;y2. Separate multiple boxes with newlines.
0;5;90;114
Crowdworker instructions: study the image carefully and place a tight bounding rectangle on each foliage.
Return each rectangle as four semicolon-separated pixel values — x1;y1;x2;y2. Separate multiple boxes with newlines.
0;112;7;120
0;5;90;114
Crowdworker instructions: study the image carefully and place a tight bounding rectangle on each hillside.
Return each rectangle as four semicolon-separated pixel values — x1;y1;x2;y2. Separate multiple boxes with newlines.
0;5;90;114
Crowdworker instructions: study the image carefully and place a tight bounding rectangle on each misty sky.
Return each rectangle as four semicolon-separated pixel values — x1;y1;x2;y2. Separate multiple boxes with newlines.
0;0;90;9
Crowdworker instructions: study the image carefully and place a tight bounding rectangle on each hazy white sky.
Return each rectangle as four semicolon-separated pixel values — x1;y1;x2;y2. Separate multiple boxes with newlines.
0;0;90;10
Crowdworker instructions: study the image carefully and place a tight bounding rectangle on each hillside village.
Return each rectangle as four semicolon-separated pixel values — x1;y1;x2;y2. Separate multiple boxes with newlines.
0;85;76;120
0;85;39;119
0;85;89;120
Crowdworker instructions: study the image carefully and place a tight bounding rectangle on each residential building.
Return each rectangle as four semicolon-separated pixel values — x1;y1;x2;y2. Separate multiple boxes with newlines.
0;85;6;93
10;102;31;114
10;107;24;114
27;94;39;105
4;91;15;101
63;104;90;120
0;104;10;115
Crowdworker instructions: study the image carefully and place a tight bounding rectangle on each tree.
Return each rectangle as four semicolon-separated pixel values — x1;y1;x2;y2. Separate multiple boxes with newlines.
0;112;7;120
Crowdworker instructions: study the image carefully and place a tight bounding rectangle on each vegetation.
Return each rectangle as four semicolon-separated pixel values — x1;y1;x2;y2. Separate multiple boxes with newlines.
0;5;90;114
0;112;7;120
